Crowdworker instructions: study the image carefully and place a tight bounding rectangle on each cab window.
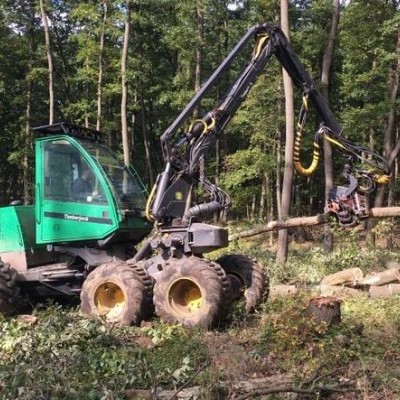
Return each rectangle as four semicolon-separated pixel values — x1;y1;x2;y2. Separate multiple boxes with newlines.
43;140;106;203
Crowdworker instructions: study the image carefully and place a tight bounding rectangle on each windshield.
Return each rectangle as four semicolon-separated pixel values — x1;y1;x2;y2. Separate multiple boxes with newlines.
79;140;148;210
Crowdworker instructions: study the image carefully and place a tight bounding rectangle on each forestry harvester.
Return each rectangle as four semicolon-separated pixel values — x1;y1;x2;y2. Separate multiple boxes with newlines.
0;24;390;328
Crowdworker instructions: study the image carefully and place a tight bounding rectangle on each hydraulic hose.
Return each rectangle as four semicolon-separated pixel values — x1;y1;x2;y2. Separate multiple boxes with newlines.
293;94;321;176
182;201;221;224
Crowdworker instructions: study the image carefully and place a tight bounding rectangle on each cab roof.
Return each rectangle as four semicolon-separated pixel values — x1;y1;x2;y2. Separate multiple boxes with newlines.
32;122;104;143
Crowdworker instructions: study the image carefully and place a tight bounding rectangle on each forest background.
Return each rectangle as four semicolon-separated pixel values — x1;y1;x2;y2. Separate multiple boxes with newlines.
0;0;399;257
1;2;400;398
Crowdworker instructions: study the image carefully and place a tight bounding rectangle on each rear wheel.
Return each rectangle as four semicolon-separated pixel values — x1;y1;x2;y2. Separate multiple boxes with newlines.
0;261;21;316
80;263;152;326
216;254;268;313
153;256;231;328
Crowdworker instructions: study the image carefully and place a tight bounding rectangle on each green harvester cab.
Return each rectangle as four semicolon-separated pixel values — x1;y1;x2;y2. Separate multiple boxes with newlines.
0;123;152;300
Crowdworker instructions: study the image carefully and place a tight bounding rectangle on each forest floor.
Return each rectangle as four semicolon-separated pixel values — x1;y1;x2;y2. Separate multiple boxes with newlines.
1;224;400;399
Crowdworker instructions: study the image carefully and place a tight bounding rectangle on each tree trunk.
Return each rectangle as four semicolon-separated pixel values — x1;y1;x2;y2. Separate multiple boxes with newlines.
121;1;131;166
321;0;339;252
277;0;295;263
39;0;54;124
97;0;109;132
267;173;274;245
229;207;400;241
259;173;267;220
193;0;204;119
275;116;282;219
140;97;155;187
85;59;90;128
251;194;256;221
51;22;70;100
24;79;33;205
23;1;36;204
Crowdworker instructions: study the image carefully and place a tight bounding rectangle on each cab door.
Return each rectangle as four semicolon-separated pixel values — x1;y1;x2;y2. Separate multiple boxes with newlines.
35;137;119;244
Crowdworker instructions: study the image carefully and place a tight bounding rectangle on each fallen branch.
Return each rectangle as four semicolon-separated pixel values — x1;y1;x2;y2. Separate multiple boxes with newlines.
232;383;358;400
123;368;362;400
229;207;400;241
167;363;209;400
232;366;358;400
124;374;293;399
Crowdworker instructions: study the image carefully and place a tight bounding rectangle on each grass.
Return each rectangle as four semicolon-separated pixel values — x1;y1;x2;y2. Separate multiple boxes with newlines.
1;232;400;399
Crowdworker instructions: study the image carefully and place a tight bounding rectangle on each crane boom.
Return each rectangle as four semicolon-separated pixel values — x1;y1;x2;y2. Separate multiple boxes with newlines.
148;23;390;229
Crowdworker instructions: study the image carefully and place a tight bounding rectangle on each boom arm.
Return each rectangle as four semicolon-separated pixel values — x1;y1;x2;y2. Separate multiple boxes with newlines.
148;23;390;227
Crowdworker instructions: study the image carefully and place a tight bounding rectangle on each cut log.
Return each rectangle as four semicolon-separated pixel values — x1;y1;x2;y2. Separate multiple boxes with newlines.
369;284;400;298
357;269;400;286
369;207;400;218
229;214;329;241
386;261;400;270
320;268;363;286
229;207;400;241
319;285;367;298
270;285;300;298
305;296;341;327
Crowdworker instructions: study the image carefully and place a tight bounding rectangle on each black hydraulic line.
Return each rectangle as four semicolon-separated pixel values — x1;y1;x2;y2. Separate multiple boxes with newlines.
151;162;172;219
129;239;153;264
182;201;221;223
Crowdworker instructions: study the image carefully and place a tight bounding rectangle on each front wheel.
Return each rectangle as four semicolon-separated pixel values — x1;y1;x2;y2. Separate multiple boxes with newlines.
0;261;21;316
216;254;268;313
153;256;231;329
80;263;152;326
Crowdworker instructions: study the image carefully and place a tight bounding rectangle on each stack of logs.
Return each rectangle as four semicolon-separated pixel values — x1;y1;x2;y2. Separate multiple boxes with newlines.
271;261;400;299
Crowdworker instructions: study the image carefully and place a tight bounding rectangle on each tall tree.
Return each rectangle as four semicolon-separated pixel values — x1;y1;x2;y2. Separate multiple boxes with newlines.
369;20;400;247
121;0;131;166
276;0;295;263
193;0;204;119
24;0;36;203
321;0;340;252
96;0;109;131
39;0;54;124
339;0;399;245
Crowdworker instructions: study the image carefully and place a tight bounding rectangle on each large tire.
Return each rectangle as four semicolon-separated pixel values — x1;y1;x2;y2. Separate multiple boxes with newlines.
153;256;231;329
0;261;21;316
216;254;268;313
80;263;152;326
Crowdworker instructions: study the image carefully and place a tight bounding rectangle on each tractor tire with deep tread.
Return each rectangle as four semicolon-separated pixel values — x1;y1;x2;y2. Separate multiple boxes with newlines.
129;263;154;319
216;254;268;313
0;261;21;316
80;263;151;326
153;256;231;329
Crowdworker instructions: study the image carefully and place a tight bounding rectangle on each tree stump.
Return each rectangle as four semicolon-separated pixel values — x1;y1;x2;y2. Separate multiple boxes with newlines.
306;296;341;327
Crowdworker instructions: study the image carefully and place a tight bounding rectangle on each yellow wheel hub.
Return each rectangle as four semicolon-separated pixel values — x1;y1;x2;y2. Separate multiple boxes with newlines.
94;282;125;319
168;278;203;316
